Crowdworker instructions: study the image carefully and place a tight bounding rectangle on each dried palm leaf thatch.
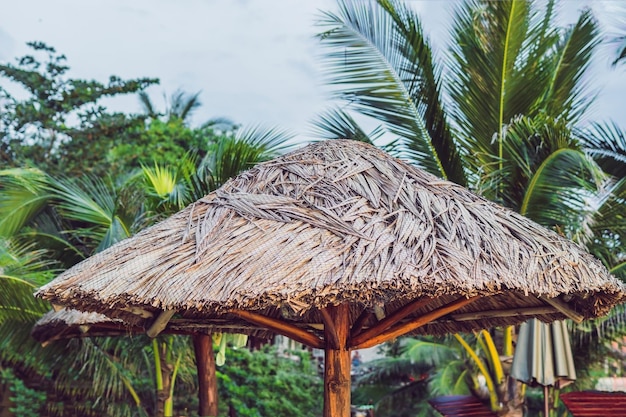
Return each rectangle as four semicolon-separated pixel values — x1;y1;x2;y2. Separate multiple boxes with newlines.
36;140;624;337
31;308;126;343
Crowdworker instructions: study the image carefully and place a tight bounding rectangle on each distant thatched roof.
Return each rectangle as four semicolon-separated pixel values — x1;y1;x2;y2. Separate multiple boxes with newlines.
31;308;125;343
36;140;625;340
31;307;273;344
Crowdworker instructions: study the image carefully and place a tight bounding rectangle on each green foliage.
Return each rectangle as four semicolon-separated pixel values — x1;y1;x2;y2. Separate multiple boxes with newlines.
202;125;294;188
217;346;323;417
352;337;467;417
108;118;220;174
0;368;46;417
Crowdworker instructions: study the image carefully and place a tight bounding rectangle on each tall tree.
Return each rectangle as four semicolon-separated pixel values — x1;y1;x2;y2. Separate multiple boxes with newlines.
316;0;623;415
0;42;158;176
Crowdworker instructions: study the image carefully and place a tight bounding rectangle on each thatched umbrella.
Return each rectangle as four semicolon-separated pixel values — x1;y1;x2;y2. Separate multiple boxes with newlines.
36;140;625;417
31;308;217;416
31;307;268;416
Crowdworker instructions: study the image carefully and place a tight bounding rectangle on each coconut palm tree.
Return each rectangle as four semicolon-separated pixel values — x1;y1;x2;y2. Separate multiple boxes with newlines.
316;0;623;415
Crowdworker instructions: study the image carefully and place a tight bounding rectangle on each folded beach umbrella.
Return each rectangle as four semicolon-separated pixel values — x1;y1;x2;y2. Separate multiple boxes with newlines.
36;140;625;417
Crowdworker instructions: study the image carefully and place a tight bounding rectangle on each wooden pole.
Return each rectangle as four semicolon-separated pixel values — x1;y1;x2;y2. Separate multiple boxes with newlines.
193;334;219;417
323;304;351;417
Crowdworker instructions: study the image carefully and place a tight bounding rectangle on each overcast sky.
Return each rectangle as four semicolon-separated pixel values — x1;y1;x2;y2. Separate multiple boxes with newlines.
1;0;624;144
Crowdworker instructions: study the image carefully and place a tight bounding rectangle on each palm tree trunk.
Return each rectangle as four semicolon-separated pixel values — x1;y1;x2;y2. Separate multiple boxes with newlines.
496;376;524;417
0;376;13;417
154;340;173;417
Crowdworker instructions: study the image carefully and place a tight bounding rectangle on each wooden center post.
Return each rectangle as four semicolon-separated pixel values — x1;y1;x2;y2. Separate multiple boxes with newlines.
193;333;219;417
322;304;351;417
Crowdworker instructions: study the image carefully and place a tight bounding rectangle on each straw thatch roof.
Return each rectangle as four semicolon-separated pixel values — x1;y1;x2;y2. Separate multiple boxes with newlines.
36;140;625;339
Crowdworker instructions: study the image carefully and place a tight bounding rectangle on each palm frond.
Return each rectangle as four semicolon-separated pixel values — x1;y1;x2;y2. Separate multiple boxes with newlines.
235;124;294;155
0;239;53;323
540;8;600;124
377;0;467;186
141;163;191;213
356;356;430;386
449;0;535;175
48;176;134;251
49;176;116;227
202;125;294;188
580;121;626;178
138;91;159;119
482;115;605;238
317;0;460;181
168;89;201;122
429;359;471;396
585;176;626;259
604;3;626;66
310;107;383;144
49;337;150;417
571;304;626;358
0;168;51;238
402;337;459;368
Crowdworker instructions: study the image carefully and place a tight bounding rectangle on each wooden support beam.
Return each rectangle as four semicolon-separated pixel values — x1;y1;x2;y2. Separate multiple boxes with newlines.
320;308;340;350
350;297;434;348
351;296;479;349
450;306;557;322
323;304;351;417
193;333;218;417
231;310;324;349
540;296;584;323
147;310;176;338
349;309;371;338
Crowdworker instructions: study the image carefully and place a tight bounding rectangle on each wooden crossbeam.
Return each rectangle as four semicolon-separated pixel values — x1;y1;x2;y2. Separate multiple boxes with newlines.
540;296;584;323
349;309;372;338
231;310;324;349
147;309;176;338
121;306;154;319
351;296;479;349
450;306;557;322
350;297;435;348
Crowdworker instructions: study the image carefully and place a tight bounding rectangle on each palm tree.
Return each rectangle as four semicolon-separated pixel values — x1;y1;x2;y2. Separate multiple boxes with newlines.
139;89;202;124
138;89;238;132
316;0;624;415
